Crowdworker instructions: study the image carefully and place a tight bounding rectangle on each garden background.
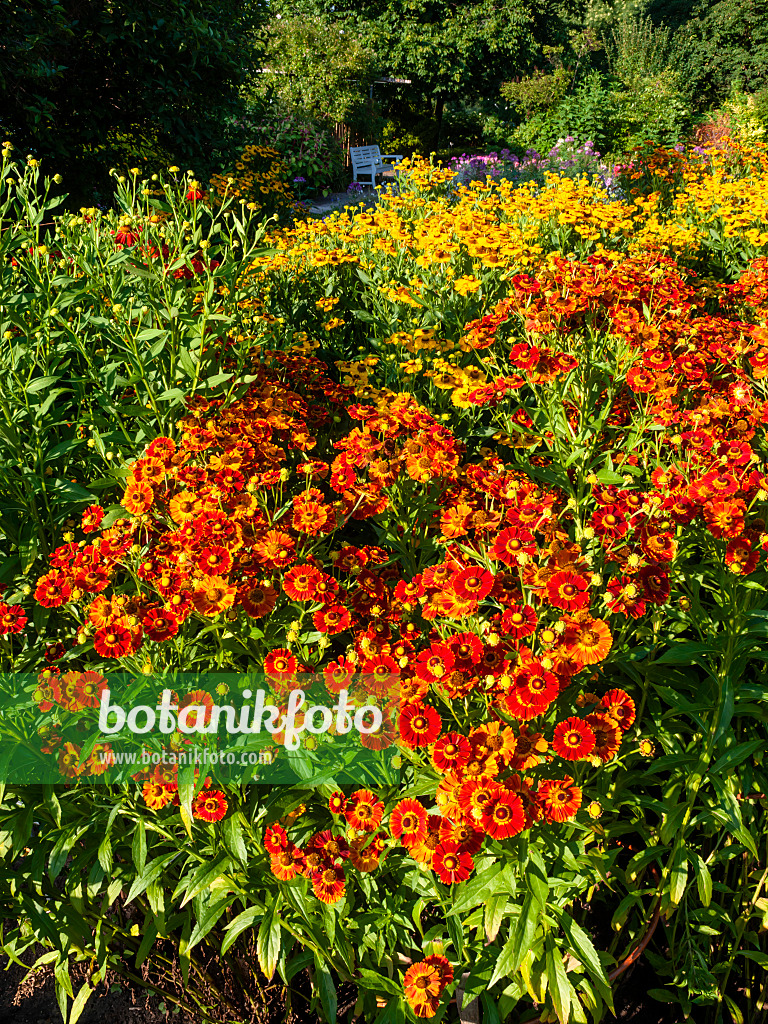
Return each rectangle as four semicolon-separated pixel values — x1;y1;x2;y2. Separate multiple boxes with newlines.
1;1;768;1023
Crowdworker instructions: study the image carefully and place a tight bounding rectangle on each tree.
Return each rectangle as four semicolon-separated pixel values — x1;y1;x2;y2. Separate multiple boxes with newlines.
0;0;265;196
672;0;768;106
266;0;578;145
253;11;382;127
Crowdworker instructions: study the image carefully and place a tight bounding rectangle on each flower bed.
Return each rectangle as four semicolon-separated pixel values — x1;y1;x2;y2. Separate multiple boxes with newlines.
0;140;767;1024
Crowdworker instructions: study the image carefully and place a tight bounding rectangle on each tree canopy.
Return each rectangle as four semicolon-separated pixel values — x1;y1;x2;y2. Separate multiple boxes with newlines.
0;0;264;190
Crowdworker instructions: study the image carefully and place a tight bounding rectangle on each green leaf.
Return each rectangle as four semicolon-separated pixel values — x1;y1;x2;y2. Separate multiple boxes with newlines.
69;981;94;1024
222;813;248;865
552;907;613;1011
221;904;264;955
654;642;715;665
489;895;538;987
135;918;159;968
526;848;548;912
257;894;282;980
97;835;112;875
709;739;762;777
669;847;689;906
447;862;506;915
484;893;507;943
188;895;232;950
132;819;147;874
694;854;712;907
356;969;402;997
546;937;574;1024
739;951;768;969
314;951;337;1023
26;375;61;394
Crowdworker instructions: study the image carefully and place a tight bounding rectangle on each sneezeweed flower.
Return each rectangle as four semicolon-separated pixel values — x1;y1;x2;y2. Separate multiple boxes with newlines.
390;798;429;845
311;864;346;904
0;602;27;634
399;702;442;747
480;791;526;839
538;776;582;823
344;789;384;832
432;842;474;884
552;717;596;761
270;844;304;880
639;738;656;757
192;789;228;822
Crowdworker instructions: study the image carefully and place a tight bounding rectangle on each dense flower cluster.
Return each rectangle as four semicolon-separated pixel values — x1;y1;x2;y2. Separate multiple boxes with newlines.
208;144;302;224
18;142;768;1020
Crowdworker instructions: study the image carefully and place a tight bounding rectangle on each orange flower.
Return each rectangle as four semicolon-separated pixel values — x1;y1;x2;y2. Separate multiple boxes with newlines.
192;789;228;822
192;576;236;616
390;798;428;846
585;711;622;762
345;789;384;832
123;479;154;516
168;490;201;524
58;742;85;779
142;780;176;810
270;844;305;880
563;613;612;665
552;717;596;761
538;776;582;823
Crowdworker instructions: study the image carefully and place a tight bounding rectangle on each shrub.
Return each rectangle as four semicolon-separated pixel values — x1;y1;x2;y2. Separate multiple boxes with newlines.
208;144;303;226
244;113;346;196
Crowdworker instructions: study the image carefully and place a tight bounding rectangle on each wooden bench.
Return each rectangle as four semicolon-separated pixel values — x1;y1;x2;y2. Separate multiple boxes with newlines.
349;145;403;187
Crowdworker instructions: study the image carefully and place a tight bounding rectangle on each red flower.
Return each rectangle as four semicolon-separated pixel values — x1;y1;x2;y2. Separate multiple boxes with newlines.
600;689;636;731
390;798;428;846
311;865;346;904
93;624;133;658
432;842;474;884
451;566;494;602
499;604;537;639
81;504;105;534
414;643;455;683
328;792;346;816
264;823;288;855
142;609;179;642
0;602;27;635
430;731;471;773
192;789;228;822
546;570;590;611
702;499;746;539
399;703;442;748
313;603;351;634
35;570;72;608
264;648;298;680
480;791;526;839
283;564;323;601
552;717;596;761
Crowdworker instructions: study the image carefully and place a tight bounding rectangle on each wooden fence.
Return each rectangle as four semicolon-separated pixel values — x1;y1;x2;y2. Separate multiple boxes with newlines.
332;123;370;171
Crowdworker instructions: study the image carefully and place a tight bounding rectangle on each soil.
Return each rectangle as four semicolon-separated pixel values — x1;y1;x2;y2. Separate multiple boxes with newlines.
0;944;688;1024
